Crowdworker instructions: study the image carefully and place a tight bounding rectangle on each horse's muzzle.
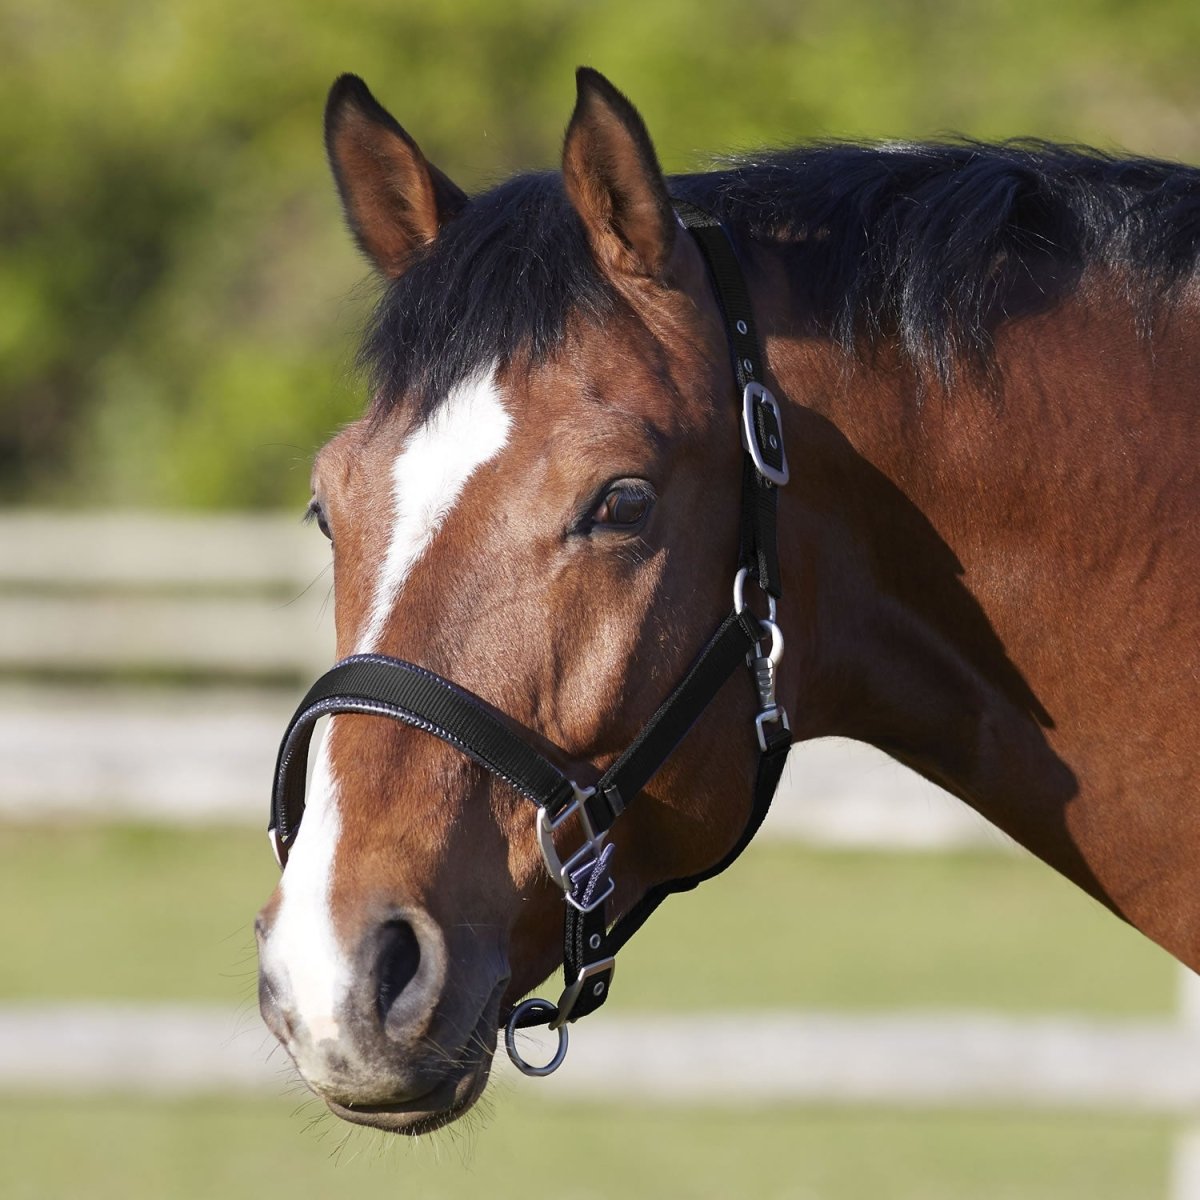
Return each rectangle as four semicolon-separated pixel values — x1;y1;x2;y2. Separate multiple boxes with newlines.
256;903;505;1129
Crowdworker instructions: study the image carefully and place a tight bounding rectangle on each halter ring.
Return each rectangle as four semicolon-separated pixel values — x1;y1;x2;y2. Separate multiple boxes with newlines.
733;567;777;623
504;999;569;1077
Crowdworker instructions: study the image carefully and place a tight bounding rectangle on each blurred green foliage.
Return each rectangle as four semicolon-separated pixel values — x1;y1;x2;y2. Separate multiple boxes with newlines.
6;0;1200;509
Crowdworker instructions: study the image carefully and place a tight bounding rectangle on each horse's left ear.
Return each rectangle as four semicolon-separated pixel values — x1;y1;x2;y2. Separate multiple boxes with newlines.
562;68;675;279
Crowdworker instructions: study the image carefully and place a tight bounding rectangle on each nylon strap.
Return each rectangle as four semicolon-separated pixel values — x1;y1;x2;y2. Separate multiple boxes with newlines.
557;724;792;1025
270;607;762;862
553;207;794;1026
673;198;783;597
578;609;762;833
269;655;576;862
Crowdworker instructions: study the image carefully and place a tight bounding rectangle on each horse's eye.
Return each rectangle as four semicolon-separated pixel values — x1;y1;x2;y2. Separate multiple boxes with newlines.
306;500;332;542
591;483;654;531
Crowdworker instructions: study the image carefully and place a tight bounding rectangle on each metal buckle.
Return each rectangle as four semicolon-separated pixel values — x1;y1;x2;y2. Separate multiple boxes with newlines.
754;705;791;752
550;957;617;1030
742;382;789;487
564;843;616;915
536;783;608;895
565;873;615;914
751;618;787;751
736;569;789;751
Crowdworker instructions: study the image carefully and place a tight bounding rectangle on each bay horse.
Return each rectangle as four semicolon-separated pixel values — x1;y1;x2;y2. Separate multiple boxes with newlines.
256;67;1200;1134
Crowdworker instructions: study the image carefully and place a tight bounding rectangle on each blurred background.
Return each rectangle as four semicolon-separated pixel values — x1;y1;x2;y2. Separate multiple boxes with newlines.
4;0;1200;1197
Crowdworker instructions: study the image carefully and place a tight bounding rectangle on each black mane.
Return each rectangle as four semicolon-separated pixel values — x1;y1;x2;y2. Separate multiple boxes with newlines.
363;139;1200;417
362;173;616;423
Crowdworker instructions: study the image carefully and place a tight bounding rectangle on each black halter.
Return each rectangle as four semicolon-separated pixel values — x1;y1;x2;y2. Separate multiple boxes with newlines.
268;201;793;1075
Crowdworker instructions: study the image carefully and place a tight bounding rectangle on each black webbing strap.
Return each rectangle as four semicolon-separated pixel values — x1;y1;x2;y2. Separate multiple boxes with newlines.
578;609;762;833
270;611;761;864
673;198;783;597
269;655;576;863
553;724;792;1026
549;204;794;1027
550;607;762;1025
608;726;791;956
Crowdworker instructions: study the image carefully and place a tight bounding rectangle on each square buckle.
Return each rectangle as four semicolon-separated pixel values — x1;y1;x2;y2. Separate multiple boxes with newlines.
536;784;607;894
742;382;789;487
550;957;617;1029
754;705;791;752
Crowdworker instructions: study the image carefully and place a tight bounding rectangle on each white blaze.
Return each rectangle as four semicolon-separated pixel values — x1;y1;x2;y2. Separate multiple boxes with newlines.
356;365;512;653
263;365;512;1059
263;721;349;1049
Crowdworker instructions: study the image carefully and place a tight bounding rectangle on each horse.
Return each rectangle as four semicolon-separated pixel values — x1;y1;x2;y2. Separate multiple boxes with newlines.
255;67;1200;1134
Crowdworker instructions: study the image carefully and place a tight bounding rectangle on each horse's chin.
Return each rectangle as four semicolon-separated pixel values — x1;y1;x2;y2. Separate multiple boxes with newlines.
320;1004;499;1136
323;1062;492;1135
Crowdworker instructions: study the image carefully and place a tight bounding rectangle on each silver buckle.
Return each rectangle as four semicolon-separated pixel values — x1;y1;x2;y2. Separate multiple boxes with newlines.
742;382;789;487
755;705;791;752
564;843;616;915
550;957;617;1030
736;569;789;751
536;783;608;895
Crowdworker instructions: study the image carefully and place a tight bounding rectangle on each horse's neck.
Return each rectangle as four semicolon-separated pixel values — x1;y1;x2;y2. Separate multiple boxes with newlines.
767;278;1200;967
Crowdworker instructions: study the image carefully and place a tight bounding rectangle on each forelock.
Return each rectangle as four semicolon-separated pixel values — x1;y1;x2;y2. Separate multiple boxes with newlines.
360;172;619;424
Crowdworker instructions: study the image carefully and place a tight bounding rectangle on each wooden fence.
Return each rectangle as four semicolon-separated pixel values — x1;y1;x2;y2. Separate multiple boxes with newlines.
0;510;997;846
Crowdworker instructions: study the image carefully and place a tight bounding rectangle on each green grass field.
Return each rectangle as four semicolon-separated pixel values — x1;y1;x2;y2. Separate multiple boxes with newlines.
0;1095;1170;1200
0;824;1176;1013
0;823;1183;1199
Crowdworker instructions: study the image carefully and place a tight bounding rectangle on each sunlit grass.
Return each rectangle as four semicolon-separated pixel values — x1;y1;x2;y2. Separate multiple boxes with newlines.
0;1093;1172;1200
0;824;1175;1013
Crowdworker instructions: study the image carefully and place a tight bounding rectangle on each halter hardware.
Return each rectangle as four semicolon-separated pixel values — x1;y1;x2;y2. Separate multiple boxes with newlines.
734;565;790;752
267;200;793;1081
535;782;611;899
550;955;617;1031
742;382;789;486
505;999;568;1076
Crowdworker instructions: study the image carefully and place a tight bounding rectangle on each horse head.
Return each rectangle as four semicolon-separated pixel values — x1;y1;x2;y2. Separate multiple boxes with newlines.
255;69;774;1133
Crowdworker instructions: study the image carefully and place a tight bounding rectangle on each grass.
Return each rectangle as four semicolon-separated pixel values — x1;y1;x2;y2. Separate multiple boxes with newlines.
0;824;1177;1013
0;1094;1171;1200
0;823;1183;1199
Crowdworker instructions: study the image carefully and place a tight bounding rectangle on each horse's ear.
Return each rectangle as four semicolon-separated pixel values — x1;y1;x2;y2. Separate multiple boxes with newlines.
324;74;468;278
562;68;675;279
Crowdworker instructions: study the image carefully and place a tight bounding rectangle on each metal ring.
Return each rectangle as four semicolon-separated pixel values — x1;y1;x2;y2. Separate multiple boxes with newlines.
760;618;784;666
732;567;777;622
504;999;569;1077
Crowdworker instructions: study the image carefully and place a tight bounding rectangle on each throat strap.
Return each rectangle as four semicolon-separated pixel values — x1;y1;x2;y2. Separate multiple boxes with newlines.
555;721;791;1027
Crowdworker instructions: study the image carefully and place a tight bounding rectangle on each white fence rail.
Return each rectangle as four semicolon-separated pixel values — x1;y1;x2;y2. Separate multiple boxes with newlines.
0;511;332;676
0;679;999;847
0;511;1000;848
2;1002;1199;1113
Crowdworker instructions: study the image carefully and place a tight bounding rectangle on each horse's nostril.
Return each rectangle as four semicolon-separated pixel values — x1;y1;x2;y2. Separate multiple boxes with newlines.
376;920;421;1023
